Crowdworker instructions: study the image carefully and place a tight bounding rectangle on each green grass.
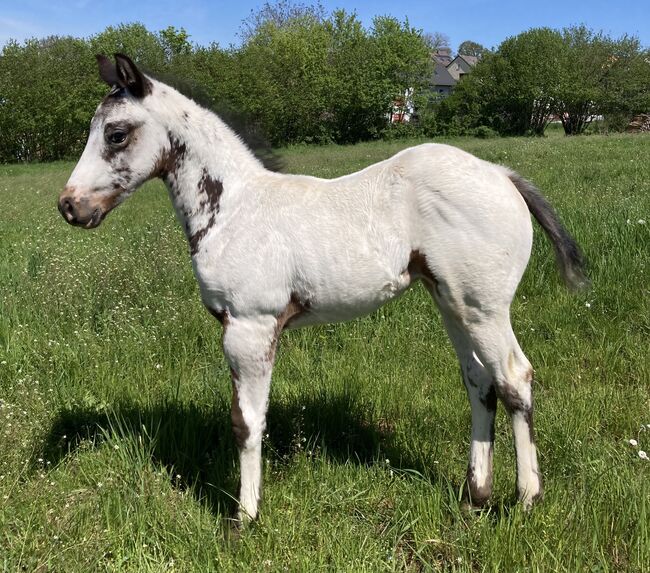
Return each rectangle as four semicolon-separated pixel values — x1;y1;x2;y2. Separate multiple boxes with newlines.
1;133;649;572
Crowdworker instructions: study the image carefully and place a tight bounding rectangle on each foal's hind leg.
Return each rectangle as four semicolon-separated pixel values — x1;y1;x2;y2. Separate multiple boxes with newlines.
428;279;542;508
462;313;543;507
438;313;497;506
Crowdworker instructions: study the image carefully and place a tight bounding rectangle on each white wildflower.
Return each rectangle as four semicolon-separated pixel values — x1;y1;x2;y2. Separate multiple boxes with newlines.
585;302;591;308
639;450;648;460
629;439;638;447
638;219;646;225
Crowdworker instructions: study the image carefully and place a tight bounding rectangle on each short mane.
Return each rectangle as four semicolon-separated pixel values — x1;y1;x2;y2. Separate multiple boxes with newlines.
149;70;284;172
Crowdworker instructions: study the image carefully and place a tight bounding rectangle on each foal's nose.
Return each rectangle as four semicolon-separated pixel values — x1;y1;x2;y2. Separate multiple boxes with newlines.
58;194;79;224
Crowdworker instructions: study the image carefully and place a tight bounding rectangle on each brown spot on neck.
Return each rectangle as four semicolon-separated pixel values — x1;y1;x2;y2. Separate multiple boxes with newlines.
153;133;187;180
188;214;216;256
198;168;224;212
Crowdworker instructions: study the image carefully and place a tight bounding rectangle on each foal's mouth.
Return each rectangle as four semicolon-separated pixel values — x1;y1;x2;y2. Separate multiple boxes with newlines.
57;199;105;229
84;208;105;229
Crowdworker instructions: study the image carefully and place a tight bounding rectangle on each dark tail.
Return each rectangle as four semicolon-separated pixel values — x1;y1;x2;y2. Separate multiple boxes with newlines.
508;172;589;291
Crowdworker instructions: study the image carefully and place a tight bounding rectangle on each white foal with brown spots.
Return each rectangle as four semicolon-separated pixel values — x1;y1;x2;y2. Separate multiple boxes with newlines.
59;54;588;523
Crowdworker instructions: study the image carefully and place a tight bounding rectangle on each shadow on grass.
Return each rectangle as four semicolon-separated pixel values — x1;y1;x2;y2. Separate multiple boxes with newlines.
38;391;452;519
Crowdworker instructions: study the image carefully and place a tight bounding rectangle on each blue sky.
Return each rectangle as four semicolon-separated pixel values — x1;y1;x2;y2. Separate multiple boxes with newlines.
1;0;648;52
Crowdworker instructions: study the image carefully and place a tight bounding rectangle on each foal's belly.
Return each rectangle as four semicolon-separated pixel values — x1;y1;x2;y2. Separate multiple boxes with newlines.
288;267;413;328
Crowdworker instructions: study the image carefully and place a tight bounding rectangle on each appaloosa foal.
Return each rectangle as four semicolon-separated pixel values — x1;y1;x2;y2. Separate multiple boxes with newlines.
58;54;588;523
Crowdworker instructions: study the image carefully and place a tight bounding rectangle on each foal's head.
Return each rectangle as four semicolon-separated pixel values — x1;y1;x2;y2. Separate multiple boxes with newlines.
58;54;169;228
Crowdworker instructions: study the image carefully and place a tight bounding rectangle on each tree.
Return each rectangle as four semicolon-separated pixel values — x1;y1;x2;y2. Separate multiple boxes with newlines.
457;40;488;58
90;23;166;71
159;26;192;62
230;7;432;144
555;26;650;134
423;31;450;51
238;0;326;42
438;28;564;136
0;36;97;161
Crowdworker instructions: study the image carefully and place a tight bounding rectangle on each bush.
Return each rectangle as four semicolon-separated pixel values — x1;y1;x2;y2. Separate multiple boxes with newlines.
0;9;434;161
472;125;498;139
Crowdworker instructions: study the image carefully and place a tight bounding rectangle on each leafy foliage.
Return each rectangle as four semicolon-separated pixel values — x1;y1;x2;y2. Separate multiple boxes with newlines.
438;26;650;137
0;8;432;160
1;8;648;162
457;40;488;58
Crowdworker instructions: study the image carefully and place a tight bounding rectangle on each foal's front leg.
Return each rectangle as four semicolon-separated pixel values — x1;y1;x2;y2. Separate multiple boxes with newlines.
222;314;279;523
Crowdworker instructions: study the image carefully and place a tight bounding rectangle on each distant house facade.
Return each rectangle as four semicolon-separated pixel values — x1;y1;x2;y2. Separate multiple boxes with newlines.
431;49;479;97
446;54;479;81
432;62;456;97
389;49;479;124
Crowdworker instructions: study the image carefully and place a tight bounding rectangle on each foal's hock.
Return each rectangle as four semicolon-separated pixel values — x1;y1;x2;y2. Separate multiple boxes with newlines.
58;54;588;523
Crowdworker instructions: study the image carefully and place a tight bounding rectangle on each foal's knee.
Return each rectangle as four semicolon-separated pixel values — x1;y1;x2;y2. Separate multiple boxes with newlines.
496;362;534;413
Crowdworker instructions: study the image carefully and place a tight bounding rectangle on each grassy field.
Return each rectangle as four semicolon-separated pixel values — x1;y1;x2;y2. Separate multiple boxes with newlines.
0;133;648;572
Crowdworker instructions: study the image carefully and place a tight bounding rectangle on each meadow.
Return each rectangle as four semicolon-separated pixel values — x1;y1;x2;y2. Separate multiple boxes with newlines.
0;132;648;572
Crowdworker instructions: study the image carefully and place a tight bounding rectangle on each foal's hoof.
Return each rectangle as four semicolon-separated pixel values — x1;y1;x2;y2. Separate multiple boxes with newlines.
462;480;492;511
234;507;257;528
519;488;544;511
517;478;544;511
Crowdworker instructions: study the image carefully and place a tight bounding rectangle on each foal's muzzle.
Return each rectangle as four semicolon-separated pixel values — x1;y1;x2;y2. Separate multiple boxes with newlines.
58;188;104;229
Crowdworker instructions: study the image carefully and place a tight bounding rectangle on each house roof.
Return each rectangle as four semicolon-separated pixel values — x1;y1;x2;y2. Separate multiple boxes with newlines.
432;48;452;65
432;62;456;87
457;54;479;66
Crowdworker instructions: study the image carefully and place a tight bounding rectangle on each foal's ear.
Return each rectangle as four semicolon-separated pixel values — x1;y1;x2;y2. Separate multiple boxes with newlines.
114;53;150;99
96;54;119;87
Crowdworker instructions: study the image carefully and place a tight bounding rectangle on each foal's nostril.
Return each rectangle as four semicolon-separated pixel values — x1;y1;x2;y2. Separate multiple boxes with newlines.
59;197;77;222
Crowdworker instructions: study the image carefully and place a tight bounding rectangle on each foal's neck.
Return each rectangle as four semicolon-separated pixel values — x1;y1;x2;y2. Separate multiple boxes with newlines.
152;83;264;255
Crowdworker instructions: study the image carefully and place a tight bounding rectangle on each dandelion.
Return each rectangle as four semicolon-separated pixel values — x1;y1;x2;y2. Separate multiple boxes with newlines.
629;439;638;447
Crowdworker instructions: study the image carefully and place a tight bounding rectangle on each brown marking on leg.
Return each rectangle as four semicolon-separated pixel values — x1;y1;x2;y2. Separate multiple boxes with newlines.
265;293;311;362
230;369;250;449
211;309;248;451
498;367;536;443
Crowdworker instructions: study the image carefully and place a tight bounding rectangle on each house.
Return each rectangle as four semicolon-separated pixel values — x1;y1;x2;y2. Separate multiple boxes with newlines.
390;87;415;123
431;49;479;97
432;62;456;97
389;49;479;123
446;54;479;81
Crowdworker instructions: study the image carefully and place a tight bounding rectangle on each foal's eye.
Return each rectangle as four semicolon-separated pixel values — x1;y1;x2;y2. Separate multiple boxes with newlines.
107;131;128;145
